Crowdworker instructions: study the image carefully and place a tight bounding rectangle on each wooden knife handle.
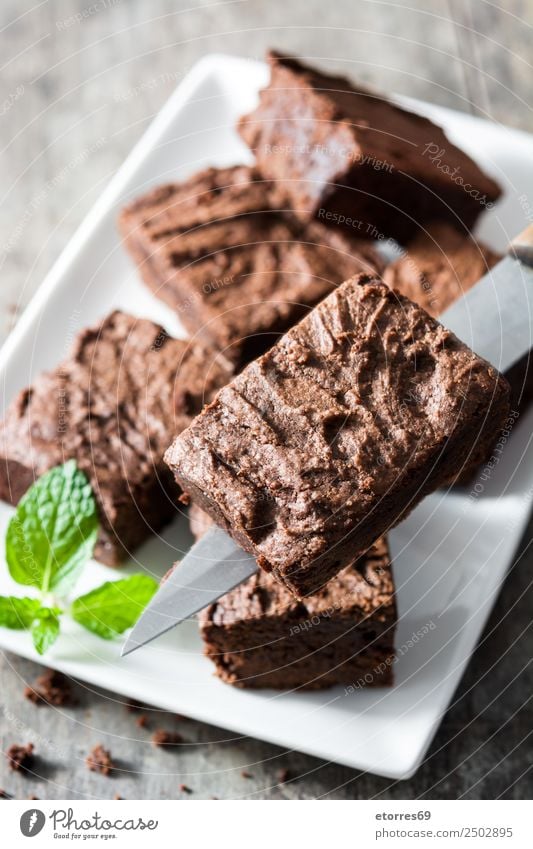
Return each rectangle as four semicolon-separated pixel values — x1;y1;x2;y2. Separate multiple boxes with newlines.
509;224;533;268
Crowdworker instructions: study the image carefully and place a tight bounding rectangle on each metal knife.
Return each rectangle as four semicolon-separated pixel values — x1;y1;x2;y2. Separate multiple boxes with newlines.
122;224;533;657
121;526;257;655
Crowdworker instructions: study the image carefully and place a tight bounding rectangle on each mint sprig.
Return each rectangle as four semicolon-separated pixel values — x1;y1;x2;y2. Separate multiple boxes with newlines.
0;596;44;629
6;460;98;595
0;462;157;655
31;608;61;655
71;575;158;639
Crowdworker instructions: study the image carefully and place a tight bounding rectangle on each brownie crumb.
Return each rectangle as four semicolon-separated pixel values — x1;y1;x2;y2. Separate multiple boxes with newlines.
277;768;290;783
6;743;35;773
86;745;114;776
136;714;149;729
152;730;183;748
28;795;39;800
24;689;43;706
179;783;192;793
24;669;74;707
113;794;123;800
240;770;253;779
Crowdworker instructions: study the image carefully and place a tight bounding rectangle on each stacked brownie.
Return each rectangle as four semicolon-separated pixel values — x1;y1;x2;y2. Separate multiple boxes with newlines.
0;312;232;565
191;506;396;689
119;166;382;366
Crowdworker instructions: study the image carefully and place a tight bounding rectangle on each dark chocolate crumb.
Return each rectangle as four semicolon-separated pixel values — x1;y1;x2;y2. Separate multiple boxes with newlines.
28;795;39;800
277;768;290;783
113;794;123;800
24;689;42;705
136;714;148;729
6;743;35;773
152;730;183;748
86;745;114;776
240;770;253;779
24;669;74;707
179;784;192;793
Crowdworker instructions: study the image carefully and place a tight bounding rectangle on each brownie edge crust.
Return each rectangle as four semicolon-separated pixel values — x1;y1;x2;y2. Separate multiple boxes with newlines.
193;506;396;690
166;274;510;598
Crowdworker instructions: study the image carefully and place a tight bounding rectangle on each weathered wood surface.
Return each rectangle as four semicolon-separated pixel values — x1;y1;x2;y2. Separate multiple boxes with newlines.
0;0;532;800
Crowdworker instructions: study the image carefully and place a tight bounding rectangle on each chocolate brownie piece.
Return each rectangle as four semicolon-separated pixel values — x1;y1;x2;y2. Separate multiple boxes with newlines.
386;223;532;413
0;311;232;566
119;165;382;366
197;509;396;690
384;225;531;480
384;223;501;317
166;274;510;597
238;52;501;243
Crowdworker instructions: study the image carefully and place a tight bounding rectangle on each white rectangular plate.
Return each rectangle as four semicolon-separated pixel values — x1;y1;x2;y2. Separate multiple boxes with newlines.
0;55;531;780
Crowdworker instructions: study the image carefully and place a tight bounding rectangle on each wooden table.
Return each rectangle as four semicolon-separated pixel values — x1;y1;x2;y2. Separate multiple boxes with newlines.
1;0;532;800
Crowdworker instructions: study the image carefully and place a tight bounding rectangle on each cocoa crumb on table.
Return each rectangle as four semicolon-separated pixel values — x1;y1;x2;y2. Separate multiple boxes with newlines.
240;770;253;779
151;729;183;748
24;669;74;707
86;745;114;776
277;768;290;783
6;743;35;773
136;714;149;728
179;783;192;793
24;688;45;705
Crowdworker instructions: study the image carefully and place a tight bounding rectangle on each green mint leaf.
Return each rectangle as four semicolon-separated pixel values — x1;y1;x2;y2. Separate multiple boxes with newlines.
71;574;158;640
31;608;61;655
0;596;42;629
6;460;98;595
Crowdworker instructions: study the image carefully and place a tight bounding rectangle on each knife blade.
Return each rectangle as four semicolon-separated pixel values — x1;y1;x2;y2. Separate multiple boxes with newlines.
122;224;533;657
439;229;533;373
121;526;257;656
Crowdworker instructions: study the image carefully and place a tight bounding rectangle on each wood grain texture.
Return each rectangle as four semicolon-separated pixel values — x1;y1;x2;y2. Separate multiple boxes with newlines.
0;0;532;800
